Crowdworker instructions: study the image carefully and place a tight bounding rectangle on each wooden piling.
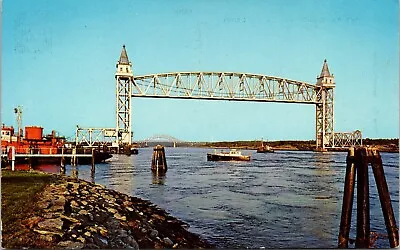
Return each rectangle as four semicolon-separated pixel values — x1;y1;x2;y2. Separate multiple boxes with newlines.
371;149;399;248
151;145;167;173
338;147;356;248
338;146;399;248
355;147;370;248
71;148;76;166
91;149;96;173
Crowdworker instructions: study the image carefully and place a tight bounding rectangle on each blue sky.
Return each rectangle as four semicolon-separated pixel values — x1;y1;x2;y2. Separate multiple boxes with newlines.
2;0;398;141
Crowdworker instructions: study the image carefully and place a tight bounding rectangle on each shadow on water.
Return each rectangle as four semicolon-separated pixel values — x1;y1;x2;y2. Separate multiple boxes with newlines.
152;172;166;185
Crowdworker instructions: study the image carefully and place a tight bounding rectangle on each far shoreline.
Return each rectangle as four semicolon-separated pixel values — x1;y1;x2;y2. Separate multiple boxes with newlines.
139;138;399;154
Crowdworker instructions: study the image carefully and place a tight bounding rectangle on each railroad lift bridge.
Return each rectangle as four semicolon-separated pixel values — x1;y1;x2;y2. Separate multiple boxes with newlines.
75;45;362;151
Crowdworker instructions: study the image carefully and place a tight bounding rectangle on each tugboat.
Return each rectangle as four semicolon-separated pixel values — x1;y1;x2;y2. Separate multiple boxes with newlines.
256;138;274;153
207;149;251;161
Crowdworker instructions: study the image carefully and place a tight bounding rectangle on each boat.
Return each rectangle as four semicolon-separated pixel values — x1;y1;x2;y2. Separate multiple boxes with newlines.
1;124;112;165
207;149;251;161
256;139;274;153
130;148;139;155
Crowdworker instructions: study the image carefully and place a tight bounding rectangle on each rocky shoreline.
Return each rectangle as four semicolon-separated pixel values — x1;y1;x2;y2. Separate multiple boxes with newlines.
22;174;213;249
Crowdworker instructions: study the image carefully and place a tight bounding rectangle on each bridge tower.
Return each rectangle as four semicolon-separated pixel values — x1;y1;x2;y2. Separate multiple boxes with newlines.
115;45;133;145
315;59;335;150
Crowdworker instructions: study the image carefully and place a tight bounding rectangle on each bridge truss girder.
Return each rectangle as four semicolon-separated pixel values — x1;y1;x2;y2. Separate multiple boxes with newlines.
75;126;117;147
132;72;320;104
334;130;363;148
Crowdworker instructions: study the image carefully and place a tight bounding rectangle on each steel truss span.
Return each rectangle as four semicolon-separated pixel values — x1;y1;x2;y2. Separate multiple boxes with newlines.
132;72;321;104
75;127;117;147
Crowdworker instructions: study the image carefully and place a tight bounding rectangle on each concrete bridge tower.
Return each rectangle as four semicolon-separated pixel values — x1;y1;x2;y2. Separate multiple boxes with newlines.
315;59;335;150
115;45;133;145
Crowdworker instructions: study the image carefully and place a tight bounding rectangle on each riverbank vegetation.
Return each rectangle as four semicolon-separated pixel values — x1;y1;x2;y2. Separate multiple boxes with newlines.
171;138;398;152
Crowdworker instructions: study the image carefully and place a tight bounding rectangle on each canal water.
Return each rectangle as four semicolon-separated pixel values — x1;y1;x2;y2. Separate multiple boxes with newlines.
32;148;398;248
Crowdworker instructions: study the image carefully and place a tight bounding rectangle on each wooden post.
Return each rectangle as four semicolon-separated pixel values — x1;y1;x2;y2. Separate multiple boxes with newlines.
91;149;95;173
60;148;65;174
151;145;167;173
338;147;356;248
355;147;370;248
71;148;77;166
7;146;15;171
370;149;399;248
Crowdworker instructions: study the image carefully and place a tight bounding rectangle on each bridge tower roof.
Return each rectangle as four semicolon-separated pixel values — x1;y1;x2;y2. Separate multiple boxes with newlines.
319;59;331;77
118;45;130;65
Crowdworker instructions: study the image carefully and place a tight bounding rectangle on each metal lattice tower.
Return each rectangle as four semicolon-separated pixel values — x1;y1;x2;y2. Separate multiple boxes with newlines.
115;45;133;145
315;59;335;150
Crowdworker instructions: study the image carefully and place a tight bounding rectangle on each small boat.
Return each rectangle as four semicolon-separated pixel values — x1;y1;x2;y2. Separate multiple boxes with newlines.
256;138;274;153
207;149;251;161
130;147;139;155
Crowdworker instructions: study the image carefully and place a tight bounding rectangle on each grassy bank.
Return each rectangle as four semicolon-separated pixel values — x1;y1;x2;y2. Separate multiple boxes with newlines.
1;170;56;248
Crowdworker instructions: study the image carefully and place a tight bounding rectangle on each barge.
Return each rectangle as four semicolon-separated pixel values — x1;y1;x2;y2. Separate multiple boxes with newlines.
1;124;112;165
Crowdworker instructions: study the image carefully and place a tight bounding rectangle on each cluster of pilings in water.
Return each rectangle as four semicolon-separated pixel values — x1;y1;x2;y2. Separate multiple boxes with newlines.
338;146;399;248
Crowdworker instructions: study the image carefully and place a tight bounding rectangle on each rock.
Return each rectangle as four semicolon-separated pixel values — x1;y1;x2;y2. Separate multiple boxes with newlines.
54;195;66;205
77;236;86;243
37;201;52;209
78;209;88;215
125;235;139;249
33;229;63;237
93;235;108;248
150;229;158;238
70;200;79;207
163;237;174;247
39;234;54;242
114;213;126;221
152;213;165;221
86;226;98;233
107;207;117;214
43;213;56;219
60;214;80;223
116;229;128;238
57;240;84;249
99;227;108;237
37;218;63;231
22;216;42;229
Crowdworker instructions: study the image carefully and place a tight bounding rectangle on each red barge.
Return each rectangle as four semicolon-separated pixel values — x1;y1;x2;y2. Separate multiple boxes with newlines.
1;124;112;166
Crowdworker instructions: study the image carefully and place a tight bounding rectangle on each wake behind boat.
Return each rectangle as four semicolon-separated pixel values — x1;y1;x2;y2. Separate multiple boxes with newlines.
207;149;251;161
